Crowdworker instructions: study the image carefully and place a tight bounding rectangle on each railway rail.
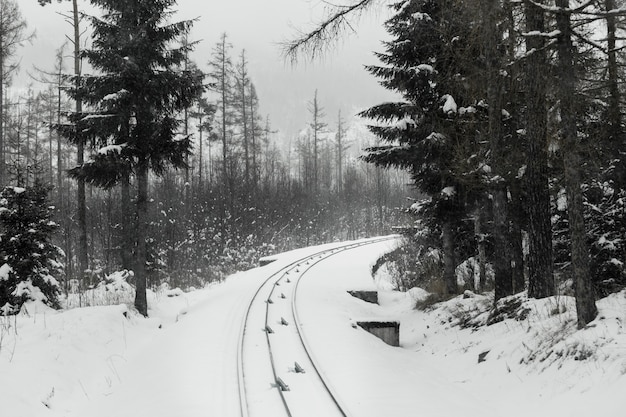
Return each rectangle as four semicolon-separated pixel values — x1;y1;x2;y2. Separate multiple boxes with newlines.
236;237;396;417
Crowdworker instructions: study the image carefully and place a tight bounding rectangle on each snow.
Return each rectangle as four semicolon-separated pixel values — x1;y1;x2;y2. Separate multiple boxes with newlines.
459;105;477;115
394;116;416;130
98;144;125;155
442;94;457;114
441;185;455;197
413;63;434;73
411;12;431;21
0;263;12;281
102;89;129;102
1;237;625;416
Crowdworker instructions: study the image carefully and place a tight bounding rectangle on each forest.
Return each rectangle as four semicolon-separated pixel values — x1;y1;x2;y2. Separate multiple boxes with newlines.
284;0;626;329
0;0;409;316
0;0;625;330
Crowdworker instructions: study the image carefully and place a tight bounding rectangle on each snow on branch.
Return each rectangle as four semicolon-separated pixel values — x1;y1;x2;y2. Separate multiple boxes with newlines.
282;0;378;63
521;30;562;38
526;0;595;14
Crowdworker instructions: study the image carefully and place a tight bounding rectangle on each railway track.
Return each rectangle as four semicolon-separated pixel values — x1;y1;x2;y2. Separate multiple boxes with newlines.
236;237;396;417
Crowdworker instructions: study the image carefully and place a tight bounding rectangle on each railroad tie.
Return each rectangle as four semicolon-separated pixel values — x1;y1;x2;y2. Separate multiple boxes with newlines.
294;362;305;373
276;377;290;392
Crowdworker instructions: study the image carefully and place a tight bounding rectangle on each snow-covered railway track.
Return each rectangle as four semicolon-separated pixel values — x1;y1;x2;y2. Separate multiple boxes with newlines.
237;237;395;417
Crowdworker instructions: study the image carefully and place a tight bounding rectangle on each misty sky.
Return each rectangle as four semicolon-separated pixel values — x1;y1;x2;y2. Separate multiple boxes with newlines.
16;0;395;139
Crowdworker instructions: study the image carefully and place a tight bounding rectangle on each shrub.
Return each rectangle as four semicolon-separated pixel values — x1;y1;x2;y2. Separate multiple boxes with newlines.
0;183;64;313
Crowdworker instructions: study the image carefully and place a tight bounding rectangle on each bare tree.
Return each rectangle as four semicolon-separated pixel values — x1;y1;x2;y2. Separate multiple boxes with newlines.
0;0;34;185
38;0;89;281
308;90;327;193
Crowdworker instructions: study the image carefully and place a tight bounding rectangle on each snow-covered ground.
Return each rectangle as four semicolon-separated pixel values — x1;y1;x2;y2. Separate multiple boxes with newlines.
1;237;625;416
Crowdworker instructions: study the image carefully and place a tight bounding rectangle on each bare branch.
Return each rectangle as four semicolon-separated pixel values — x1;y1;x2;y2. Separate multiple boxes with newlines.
281;0;381;63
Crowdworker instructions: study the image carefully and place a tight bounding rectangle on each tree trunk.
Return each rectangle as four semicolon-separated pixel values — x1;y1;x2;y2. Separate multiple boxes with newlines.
474;205;488;292
442;220;457;295
524;0;555;299
73;0;88;280
605;0;620;135
0;4;4;187
509;180;526;292
555;0;597;328
0;44;4;186
483;0;512;301
134;159;149;317
604;0;625;188
121;174;132;270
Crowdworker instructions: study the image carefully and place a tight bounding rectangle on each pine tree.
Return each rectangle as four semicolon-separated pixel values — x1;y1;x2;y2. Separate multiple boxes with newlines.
524;0;556;299
59;0;204;316
361;0;480;295
0;182;63;313
554;0;597;327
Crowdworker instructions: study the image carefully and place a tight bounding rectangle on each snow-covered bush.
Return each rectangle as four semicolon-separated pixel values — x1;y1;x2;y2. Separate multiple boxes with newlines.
64;270;135;309
585;181;626;295
0;184;64;313
372;236;443;292
552;181;626;296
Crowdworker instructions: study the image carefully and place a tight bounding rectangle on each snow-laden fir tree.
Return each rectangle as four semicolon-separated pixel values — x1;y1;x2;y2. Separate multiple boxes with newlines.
361;0;484;294
0;183;63;314
57;0;204;316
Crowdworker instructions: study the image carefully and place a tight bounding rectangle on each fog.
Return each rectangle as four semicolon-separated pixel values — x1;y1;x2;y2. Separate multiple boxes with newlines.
16;0;394;139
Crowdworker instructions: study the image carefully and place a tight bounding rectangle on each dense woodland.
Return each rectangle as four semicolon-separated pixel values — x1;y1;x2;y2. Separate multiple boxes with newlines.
285;0;626;329
1;0;625;329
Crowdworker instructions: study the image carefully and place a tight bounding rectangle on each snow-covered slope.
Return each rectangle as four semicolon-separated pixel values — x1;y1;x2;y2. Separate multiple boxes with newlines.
1;237;624;416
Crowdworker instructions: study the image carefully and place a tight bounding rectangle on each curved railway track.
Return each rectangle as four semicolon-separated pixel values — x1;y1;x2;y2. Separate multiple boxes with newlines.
236;237;396;417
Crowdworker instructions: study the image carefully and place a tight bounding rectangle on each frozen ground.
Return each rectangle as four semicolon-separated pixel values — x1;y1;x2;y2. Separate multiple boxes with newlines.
1;237;625;416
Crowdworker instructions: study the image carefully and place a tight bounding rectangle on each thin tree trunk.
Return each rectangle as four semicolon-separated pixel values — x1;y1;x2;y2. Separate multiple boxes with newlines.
134;159;149;316
73;0;88;280
442;220;457;295
555;0;597;328
605;0;620;135
249;88;257;190
0;6;5;187
198;116;203;189
524;0;555;299
121;174;132;270
474;205;487;292
484;0;512;301
510;180;526;292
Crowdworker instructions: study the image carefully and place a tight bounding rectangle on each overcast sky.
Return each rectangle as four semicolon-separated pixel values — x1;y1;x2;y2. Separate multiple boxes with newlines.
16;0;394;139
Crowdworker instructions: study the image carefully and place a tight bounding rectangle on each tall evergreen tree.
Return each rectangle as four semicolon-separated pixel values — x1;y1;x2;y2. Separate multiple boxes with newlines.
554;0;597;327
60;0;203;316
362;0;480;295
524;0;556;299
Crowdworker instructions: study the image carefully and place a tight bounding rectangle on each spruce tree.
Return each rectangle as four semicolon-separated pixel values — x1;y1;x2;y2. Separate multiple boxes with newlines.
361;0;481;295
60;0;204;316
0;183;63;313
